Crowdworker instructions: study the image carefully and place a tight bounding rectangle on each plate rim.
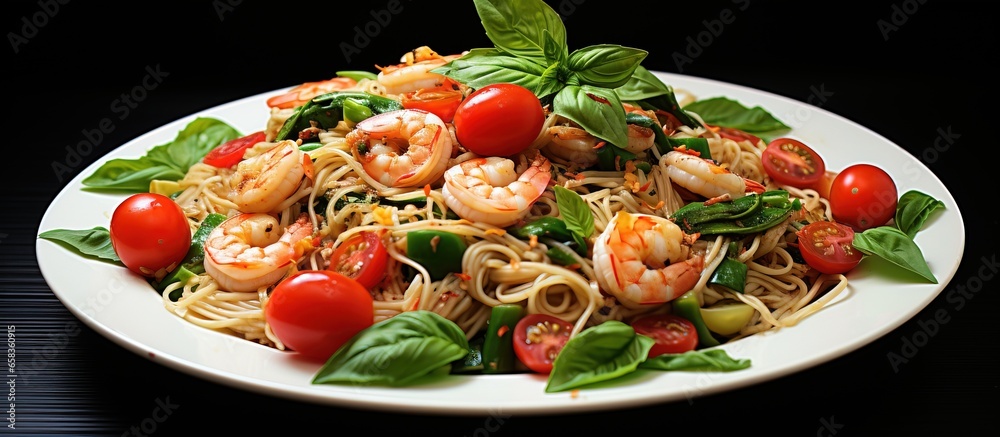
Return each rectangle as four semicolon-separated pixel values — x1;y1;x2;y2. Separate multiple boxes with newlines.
35;70;966;416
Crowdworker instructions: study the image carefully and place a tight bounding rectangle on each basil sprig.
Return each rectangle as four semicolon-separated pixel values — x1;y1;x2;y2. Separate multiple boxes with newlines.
553;185;595;249
894;190;945;238
849;190;945;284
433;0;648;148
81;117;241;193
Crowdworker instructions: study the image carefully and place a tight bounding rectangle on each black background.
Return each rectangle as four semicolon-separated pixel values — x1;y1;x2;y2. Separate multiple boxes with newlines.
3;0;997;435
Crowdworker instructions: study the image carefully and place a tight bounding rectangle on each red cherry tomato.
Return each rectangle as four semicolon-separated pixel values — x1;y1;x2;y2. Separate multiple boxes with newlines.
631;314;699;357
109;193;191;280
202;131;266;168
267;77;357;109
265;270;374;362
829;164;898;232
401;79;464;123
762;138;826;188
452;83;545;157
328;231;389;289
512;313;572;374
796;221;864;275
712;125;761;145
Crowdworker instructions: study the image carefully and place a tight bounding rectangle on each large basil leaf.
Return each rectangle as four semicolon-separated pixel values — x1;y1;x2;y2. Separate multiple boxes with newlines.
431;48;546;92
545;321;654;393
553;85;629;148
472;0;566;62
567;44;647;89
82;117;241;192
640;348;751;372
682;97;790;133
895;190;945;238
37;227;121;264
853;226;937;283
312;310;470;386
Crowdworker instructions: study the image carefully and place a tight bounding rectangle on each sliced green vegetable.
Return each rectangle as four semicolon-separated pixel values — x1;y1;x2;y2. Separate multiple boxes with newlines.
298;142;323;152
509;216;586;256
151;213;226;293
708;256;748;294
452;335;485;374
672;291;720;347
699;300;755;336
336;70;378;81
343;98;373;123
163;266;196;301
481;304;524;374
406;230;468;281
671;190;798;235
275;91;402;141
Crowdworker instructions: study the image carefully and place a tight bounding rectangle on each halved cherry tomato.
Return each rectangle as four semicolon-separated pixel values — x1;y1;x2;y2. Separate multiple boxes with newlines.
829;164;898;232
452;83;545;157
512;313;572;374
328;231;389;289
109;193;191;280
202;131;266;168
631;314;699;357
762;138;826;188
401;79;464;123
265;270;374;362
266;77;358;109
712;125;761;145
795;221;864;274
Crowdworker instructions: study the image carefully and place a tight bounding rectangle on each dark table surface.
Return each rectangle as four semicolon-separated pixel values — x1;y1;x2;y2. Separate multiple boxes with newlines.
3;0;996;435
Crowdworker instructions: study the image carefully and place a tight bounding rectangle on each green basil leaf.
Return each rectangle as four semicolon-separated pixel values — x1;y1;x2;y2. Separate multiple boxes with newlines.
545;321;654;393
662;137;712;160
38;227;121;264
595;141;637;171
472;0;566;62
682;97;790;133
553;84;629;148
542;29;567;65
553;185;595;240
853;226;937;283
431;48;546;92
567;44;647;89
535;62;565;99
82;117;241;192
616;66;701;128
312;310;469;386
639;349;752;372
895;190;945;239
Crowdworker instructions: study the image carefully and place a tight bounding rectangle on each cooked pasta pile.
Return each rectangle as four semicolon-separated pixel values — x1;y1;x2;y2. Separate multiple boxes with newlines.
160;49;847;352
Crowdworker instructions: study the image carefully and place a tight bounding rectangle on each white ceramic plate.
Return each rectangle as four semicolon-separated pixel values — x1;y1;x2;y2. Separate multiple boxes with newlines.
36;72;964;416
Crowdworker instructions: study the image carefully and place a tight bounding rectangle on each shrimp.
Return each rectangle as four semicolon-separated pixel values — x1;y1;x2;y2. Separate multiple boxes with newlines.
228;140;308;214
662;149;749;200
593;211;705;308
542;114;656;168
543;125;601;168
376;46;462;95
347;109;453;188
203;213;315;293
442;151;552;227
